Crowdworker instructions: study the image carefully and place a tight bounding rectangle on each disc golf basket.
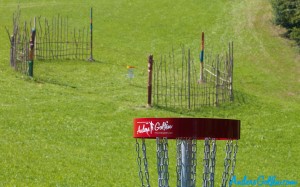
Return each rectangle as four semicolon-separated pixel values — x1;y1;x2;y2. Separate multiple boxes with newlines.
127;66;135;79
133;118;240;187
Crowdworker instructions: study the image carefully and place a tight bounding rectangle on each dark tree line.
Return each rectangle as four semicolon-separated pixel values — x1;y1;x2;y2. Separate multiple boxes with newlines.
271;0;300;46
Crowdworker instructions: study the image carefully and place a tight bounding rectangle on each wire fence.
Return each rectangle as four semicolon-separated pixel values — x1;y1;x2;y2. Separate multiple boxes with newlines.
151;43;234;110
7;10;30;74
35;15;90;60
6;8;92;75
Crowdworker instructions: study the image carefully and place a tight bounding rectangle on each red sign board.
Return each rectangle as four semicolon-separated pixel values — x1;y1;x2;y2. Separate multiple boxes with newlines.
133;118;240;140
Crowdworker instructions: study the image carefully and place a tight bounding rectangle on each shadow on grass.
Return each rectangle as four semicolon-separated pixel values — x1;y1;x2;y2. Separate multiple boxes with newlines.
148;89;258;116
36;58;106;64
32;77;77;89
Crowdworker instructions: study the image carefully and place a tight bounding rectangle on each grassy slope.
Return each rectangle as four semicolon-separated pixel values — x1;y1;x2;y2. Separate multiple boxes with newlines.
0;0;299;186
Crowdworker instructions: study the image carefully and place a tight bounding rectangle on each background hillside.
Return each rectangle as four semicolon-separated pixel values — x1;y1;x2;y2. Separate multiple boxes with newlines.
0;0;299;186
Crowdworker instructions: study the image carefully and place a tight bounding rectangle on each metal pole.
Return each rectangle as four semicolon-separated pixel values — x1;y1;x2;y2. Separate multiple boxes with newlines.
88;7;95;61
147;55;154;107
180;139;193;187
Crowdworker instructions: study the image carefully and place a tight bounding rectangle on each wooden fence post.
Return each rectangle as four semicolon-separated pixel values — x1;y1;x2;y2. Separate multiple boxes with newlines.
147;55;154;107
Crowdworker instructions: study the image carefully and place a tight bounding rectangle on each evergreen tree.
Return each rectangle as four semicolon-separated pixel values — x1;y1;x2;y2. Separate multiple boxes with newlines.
271;0;300;45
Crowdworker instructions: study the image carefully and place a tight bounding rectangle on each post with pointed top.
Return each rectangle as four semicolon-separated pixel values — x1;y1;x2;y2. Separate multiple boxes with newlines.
88;7;95;61
198;32;205;84
147;55;154;107
28;28;36;77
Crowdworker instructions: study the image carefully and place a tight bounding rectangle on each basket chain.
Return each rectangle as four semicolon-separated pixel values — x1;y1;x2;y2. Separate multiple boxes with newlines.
176;139;182;187
228;141;238;187
157;137;169;187
142;139;151;187
221;140;233;187
136;139;145;187
203;138;211;187
190;139;197;186
209;139;217;187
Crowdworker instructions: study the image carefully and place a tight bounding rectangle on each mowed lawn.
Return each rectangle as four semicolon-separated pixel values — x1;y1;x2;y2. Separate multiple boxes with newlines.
0;0;299;186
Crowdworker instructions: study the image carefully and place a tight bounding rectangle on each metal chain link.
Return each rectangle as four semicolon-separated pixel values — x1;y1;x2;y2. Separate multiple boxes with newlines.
203;138;211;187
228;141;238;187
157;137;169;187
163;137;169;186
209;139;217;187
142;139;151;187
157;138;163;187
221;140;233;187
136;139;145;187
190;139;197;186
176;139;182;187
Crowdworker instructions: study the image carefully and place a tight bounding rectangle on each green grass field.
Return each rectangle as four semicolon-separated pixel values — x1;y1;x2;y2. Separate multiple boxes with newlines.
0;0;299;186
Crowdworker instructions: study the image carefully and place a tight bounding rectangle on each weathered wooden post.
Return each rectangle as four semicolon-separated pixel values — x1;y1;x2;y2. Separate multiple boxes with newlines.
147;55;154;107
28;28;36;77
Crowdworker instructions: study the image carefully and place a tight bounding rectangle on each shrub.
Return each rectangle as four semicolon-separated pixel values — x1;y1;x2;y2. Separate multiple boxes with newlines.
271;0;300;46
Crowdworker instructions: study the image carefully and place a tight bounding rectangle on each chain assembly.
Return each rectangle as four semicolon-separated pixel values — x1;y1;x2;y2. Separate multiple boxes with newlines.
156;137;169;187
176;139;183;187
203;138;210;187
202;138;217;187
136;139;145;187
228;141;238;187
221;140;233;187
142;139;151;187
190;139;197;186
133;118;240;187
137;138;238;187
209;139;217;187
136;139;151;187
